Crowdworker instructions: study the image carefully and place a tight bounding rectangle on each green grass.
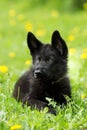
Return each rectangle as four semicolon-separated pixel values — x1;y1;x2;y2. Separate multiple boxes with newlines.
0;1;87;130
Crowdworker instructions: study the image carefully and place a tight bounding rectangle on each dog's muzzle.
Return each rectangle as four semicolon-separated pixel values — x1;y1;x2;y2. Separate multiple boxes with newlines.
34;69;42;78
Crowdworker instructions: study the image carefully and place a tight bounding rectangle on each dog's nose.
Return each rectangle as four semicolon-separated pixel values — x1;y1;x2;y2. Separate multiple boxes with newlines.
34;69;41;78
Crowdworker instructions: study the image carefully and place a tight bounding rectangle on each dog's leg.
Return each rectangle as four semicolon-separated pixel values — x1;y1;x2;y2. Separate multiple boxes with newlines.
22;96;56;115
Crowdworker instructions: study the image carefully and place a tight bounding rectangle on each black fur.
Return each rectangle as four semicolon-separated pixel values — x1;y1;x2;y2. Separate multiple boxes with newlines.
13;30;71;114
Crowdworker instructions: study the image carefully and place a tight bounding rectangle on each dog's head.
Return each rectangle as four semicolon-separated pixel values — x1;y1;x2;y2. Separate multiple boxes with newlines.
27;30;68;81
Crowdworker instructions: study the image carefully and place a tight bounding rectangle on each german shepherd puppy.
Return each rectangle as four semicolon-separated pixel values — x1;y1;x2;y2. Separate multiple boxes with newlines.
13;30;71;114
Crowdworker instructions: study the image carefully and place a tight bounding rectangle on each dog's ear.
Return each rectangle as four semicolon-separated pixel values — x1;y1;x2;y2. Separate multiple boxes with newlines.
51;30;68;58
27;32;42;55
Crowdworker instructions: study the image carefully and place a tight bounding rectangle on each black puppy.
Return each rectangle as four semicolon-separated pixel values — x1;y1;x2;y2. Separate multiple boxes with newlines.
13;30;71;114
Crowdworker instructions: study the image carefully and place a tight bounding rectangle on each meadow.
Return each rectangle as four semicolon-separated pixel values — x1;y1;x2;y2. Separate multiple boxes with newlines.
0;1;87;130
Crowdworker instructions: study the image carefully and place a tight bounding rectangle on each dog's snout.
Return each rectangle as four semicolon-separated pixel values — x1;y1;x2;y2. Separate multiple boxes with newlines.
34;67;41;78
35;69;41;75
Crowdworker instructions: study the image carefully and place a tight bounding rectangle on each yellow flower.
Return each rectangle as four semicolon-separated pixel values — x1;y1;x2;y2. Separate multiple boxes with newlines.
36;29;46;36
25;60;31;66
10;124;22;130
17;14;24;21
81;93;86;99
68;35;75;42
0;65;8;73
83;2;87;10
8;9;16;17
80;52;87;59
25;22;33;32
69;48;76;55
8;52;16;58
51;10;59;18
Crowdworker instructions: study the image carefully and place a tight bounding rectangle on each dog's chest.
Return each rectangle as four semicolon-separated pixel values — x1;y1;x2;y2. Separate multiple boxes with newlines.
43;83;60;98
